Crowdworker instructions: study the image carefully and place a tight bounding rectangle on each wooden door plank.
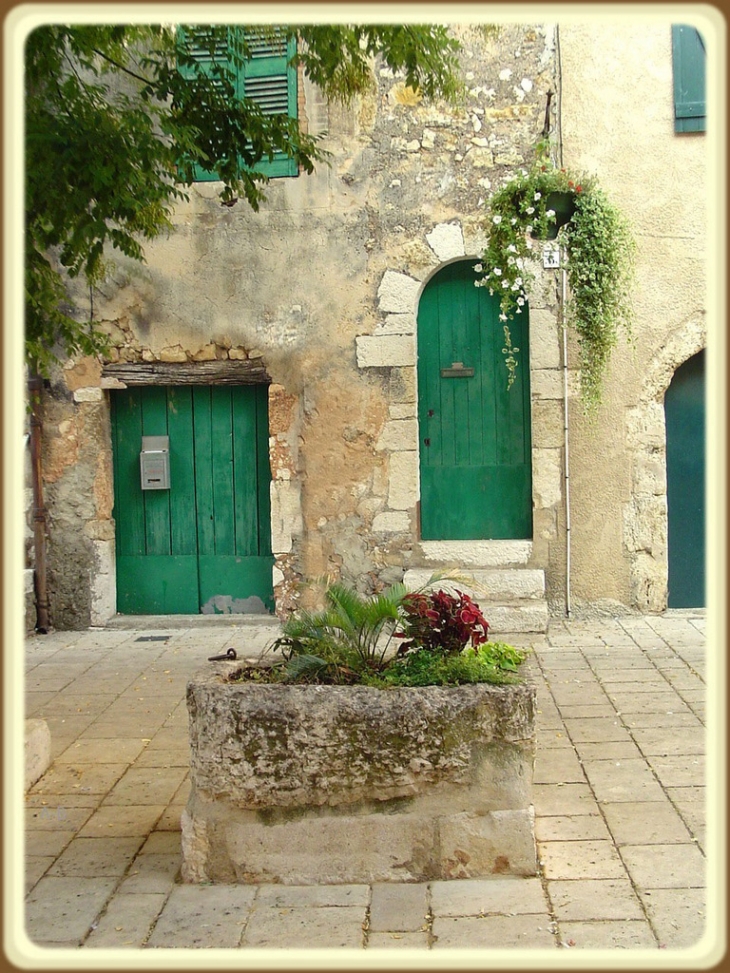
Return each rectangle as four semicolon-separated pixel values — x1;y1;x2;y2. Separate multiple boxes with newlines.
255;384;273;556
210;387;236;556
112;390;146;556
167;387;198;556
192;387;215;556
232;385;259;556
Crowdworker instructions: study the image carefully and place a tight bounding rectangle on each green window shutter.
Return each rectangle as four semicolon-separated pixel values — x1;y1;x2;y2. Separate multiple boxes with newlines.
178;26;298;181
672;25;706;133
243;30;298;177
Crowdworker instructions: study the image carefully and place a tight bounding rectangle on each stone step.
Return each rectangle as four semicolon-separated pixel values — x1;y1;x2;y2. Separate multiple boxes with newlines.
403;568;544;601
418;539;532;567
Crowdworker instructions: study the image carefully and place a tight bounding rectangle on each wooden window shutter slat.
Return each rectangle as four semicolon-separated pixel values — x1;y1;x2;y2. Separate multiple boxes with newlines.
672;25;706;133
177;26;298;181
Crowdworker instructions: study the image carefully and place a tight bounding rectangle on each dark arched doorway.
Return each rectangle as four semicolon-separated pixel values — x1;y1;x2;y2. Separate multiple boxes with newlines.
665;350;705;608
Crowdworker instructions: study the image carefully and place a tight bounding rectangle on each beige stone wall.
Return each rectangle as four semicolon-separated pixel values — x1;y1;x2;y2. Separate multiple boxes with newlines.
45;24;567;627
558;23;707;613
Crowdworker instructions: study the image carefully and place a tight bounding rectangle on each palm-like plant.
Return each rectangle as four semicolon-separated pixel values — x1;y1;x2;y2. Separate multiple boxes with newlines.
270;581;408;684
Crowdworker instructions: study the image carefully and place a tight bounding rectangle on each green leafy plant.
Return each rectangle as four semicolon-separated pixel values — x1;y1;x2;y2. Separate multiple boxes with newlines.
268;580;408;684
250;578;526;688
394;589;490;655
477;142;635;410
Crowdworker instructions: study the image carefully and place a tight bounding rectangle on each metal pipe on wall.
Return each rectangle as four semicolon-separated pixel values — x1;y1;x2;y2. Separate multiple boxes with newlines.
560;256;572;618
28;373;50;633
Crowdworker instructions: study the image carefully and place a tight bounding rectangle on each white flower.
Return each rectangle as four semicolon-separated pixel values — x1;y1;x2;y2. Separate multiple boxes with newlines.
526;206;535;215
492;215;502;225
511;217;518;225
507;244;517;253
507;256;516;265
493;267;502;276
474;263;483;272
499;313;508;322
514;276;523;286
546;209;555;218
526;226;533;234
534;192;541;201
517;297;525;306
502;279;510;288
511;283;519;291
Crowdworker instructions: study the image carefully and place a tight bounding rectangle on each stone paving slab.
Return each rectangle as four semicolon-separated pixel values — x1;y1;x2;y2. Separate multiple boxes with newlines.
145;884;256;948
241;905;366;948
534;814;611;842
638;887;707;948
581;758;667;803
546;878;645;922
430;877;548;916
619;843;706;889
431;914;556;948
103;767;189;806
601;801;693;845
55;738;149;765
533;748;586;784
255;885;370;909
645;754;705;788
84;891;169;948
538;839;627;880
367;931;429;948
25;876;119;944
116;853;181;894
47;836;144;878
369;883;428;931
77;804;166;838
532;783;599;816
556;919;657;948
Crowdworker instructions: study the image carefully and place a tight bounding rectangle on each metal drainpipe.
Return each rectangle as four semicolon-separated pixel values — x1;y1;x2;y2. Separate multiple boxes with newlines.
28;373;50;633
560;252;572;618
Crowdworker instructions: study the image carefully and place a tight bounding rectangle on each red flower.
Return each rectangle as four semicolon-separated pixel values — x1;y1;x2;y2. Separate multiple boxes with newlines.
575;185;583;193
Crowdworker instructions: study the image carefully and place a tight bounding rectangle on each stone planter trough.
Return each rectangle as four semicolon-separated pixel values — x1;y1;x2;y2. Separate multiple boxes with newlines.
182;663;537;885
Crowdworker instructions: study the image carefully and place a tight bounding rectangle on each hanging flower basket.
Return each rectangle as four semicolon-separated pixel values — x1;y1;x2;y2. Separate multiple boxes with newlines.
530;191;577;240
476;149;636;410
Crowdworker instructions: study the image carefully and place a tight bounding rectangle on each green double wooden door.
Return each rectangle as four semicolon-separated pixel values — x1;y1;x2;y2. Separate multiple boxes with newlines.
418;261;532;540
665;351;705;608
111;385;274;614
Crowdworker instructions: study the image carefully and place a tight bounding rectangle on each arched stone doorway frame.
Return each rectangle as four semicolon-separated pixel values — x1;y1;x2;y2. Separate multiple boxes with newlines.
357;219;564;580
624;316;706;612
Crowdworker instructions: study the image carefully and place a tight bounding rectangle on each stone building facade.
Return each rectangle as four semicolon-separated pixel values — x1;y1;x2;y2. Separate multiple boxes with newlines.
26;20;710;631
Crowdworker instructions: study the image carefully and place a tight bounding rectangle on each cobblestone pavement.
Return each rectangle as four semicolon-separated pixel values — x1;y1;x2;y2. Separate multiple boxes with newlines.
17;612;715;961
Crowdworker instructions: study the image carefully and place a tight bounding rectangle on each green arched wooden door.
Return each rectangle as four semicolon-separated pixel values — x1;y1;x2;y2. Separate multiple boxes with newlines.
417;260;532;540
665;350;705;608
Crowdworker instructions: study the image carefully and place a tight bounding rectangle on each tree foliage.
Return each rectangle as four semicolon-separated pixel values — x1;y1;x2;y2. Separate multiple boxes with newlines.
25;23;461;375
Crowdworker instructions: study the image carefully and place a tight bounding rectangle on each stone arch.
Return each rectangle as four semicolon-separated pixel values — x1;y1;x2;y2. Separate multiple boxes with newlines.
624;315;706;612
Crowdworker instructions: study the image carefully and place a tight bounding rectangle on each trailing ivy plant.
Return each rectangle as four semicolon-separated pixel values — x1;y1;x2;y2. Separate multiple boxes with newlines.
477;144;635;411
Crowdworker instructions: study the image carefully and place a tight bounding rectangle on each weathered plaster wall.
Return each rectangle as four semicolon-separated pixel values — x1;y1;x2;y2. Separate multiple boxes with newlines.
558;23;707;612
44;24;565;627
